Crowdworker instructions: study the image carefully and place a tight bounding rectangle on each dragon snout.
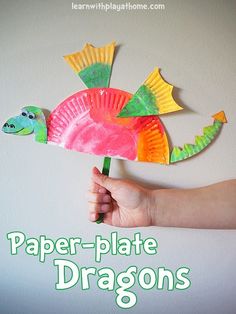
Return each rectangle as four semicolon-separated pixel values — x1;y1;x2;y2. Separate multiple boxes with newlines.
2;119;22;134
3;122;15;129
2;121;15;131
2;121;16;133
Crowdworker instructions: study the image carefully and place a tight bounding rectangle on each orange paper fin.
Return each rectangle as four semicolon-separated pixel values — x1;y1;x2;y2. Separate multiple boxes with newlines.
137;117;170;164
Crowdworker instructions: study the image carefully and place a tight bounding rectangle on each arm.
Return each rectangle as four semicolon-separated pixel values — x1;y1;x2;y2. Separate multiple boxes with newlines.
88;167;236;229
150;180;236;229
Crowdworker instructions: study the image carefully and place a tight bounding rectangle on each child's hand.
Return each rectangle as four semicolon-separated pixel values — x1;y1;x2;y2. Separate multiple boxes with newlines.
88;169;236;229
88;167;153;227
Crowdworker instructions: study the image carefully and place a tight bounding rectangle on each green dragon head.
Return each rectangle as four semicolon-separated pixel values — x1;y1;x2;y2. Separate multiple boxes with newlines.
2;106;47;143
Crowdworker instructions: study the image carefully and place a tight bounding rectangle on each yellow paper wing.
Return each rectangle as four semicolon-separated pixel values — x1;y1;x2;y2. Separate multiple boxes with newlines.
64;42;116;88
144;68;183;114
118;68;183;117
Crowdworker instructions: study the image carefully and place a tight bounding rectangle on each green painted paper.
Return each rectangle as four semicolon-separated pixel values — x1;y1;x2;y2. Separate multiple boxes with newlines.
79;63;111;88
170;147;188;162
170;120;222;163
183;144;198;156
2;106;47;144
203;121;221;139
118;85;158;117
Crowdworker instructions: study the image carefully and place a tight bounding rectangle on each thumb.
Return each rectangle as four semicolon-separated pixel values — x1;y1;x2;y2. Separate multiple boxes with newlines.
92;167;117;192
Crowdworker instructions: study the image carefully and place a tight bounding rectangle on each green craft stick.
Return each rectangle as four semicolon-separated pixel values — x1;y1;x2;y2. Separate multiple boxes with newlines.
96;157;111;224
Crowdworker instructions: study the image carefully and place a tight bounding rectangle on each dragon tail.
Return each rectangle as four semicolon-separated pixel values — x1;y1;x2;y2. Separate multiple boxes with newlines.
170;111;227;163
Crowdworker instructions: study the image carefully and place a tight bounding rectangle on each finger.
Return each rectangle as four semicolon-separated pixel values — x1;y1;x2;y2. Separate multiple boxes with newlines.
89;212;99;222
89;180;102;193
89;182;107;194
87;192;111;204
92;167;101;175
92;166;118;192
88;202;112;214
90;171;107;194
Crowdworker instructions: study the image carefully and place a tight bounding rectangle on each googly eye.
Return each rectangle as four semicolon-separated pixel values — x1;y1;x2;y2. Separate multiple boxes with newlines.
21;111;27;117
10;124;15;128
28;113;35;119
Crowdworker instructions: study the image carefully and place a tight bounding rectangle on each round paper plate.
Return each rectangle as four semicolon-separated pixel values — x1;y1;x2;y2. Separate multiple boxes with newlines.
47;88;170;164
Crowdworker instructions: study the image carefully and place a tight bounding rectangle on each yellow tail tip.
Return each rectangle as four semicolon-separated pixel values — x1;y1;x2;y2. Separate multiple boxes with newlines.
212;111;227;123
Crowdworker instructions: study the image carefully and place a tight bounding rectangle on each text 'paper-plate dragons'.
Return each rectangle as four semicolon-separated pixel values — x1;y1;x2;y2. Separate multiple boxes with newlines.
2;42;227;221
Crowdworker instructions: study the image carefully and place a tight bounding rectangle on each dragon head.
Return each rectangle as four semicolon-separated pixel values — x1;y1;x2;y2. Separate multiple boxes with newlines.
2;106;47;143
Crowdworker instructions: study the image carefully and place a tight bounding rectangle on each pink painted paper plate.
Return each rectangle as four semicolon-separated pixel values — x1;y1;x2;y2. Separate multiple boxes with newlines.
47;88;170;164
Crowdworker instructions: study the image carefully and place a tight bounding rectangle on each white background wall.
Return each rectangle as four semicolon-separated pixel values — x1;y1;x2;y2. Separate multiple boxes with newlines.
0;0;236;313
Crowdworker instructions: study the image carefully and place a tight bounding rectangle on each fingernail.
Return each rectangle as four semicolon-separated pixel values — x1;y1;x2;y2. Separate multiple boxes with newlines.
101;204;110;212
99;187;107;193
103;194;111;202
93;167;100;175
89;213;96;221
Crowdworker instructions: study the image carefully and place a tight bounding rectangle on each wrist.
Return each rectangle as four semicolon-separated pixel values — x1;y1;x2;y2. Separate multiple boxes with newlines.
148;189;170;227
146;189;160;226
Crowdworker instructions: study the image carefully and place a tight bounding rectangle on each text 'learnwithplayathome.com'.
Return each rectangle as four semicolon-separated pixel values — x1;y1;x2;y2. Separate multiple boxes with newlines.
7;231;191;309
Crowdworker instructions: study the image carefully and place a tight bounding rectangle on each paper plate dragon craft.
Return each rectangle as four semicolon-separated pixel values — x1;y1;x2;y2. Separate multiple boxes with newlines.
2;42;227;222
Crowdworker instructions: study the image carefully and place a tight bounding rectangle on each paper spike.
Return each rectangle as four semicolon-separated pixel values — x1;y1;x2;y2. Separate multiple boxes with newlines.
212;111;227;123
170;113;225;163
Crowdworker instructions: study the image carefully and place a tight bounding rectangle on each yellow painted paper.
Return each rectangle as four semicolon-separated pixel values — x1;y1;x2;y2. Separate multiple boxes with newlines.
144;68;183;114
64;41;116;73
